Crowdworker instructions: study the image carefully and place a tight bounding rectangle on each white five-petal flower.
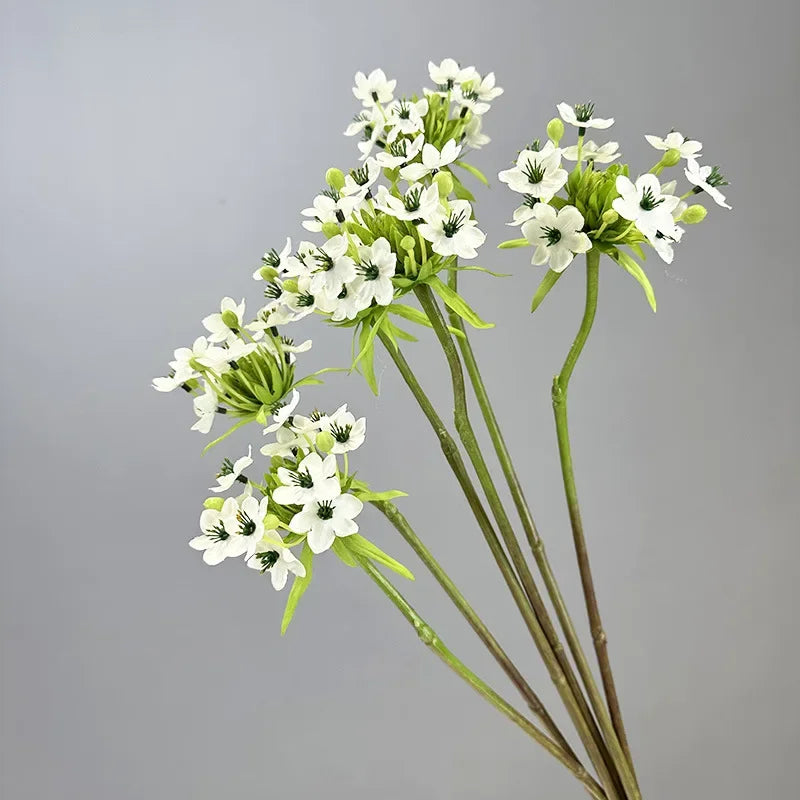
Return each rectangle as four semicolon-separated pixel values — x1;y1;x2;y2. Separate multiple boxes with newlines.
321;404;367;453
374;183;441;222
612;174;681;235
562;140;621;164
521;204;592;273
190;382;218;434
645;131;702;161
253;238;292;280
272;452;341;506
400;140;461;181
351;237;396;306
247;532;306;590
418;199;486;259
353;69;396;107
684;159;732;209
498;141;567;201
210;446;253;493
557;102;614;130
308;235;357;298
190;498;247;565
202;297;246;344
289;493;364;554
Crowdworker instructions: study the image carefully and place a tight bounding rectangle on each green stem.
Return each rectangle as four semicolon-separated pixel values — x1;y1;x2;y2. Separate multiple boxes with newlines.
410;286;622;799
359;557;607;800
552;249;638;794
372;499;575;759
446;270;639;797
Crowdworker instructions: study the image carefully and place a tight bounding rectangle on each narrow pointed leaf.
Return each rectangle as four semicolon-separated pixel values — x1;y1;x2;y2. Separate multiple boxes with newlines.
530;269;563;313
614;250;657;312
454;160;489;186
280;543;314;635
343;535;415;581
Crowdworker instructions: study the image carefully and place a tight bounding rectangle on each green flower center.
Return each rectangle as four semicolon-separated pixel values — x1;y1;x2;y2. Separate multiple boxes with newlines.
206;523;229;542
442;210;466;238
291;469;315;489
542;226;562;246
236;510;257;537
358;262;380;281
316;501;334;520
330;423;352;443
574;102;595;122
523;159;546;185
639;187;664;211
403;187;422;212
255;550;279;571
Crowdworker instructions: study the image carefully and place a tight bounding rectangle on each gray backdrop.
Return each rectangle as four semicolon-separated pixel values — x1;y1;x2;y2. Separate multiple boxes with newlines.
2;1;798;798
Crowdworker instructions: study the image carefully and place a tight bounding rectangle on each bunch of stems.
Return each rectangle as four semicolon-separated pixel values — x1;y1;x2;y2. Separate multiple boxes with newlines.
359;249;640;799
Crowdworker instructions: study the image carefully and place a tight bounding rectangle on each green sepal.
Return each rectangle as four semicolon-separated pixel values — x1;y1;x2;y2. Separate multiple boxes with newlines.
331;537;358;567
280;542;314;635
342;534;414;581
426;276;493;329
530;269;563;313
388;303;465;339
203;497;225;511
612;249;657;312
454;160;489;186
497;237;529;250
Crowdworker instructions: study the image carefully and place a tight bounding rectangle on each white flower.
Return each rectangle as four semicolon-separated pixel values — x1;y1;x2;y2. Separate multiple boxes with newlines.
289;494;364;554
428;58;477;89
418;199;486;260
342;158;380;200
221;338;257;364
191;382;218;434
400;140;461;181
498;142;567;200
317;283;368;322
247;532;306;590
684;159;731;209
282;275;318;321
202;297;246;344
344;107;382;137
453;85;490;116
557;102;614;130
228;495;270;559
301;191;357;232
521;204;592;272
322;404;367;453
308;235;357;297
263;389;300;434
562;140;620;164
190;498;247;565
375;134;424;169
374;183;441;222
253;238;292;280
357;121;388;161
152;373;187;393
463;115;490;150
385;98;428;140
272;452;341;506
350;237;397;308
647;223;684;264
210;446;253;493
471;71;503;102
645;131;702;161
153;336;212;392
507;197;538;226
612;174;681;235
353;68;396;107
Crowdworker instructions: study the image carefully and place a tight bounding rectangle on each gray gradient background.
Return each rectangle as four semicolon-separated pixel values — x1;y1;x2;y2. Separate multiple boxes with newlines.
2;1;798;797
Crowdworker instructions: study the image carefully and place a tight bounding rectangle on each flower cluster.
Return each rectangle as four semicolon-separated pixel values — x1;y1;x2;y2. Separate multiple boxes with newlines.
244;60;501;389
499;102;731;309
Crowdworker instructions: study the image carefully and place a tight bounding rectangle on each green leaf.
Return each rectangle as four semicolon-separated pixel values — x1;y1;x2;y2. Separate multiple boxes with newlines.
497;237;528;249
201;417;253;455
426;276;494;329
450;174;476;202
387;303;465;339
344;535;415;581
280;543;314;635
613;250;657;312
530;269;563;313
354;489;408;502
331;537;358;567
444;264;510;278
454;160;489;186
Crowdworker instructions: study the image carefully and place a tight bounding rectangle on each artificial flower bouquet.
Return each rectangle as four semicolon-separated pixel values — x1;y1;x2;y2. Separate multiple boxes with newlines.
154;58;730;799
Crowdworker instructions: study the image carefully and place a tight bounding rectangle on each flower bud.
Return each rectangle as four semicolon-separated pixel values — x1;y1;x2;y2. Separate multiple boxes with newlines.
434;171;454;197
321;222;341;239
263;513;282;531
203;497;225;511
661;148;681;167
399;235;416;252
546;117;565;145
315;430;336;453
681;204;707;224
258;266;279;281
282;278;299;293
325;168;345;191
601;209;618;226
221;310;240;329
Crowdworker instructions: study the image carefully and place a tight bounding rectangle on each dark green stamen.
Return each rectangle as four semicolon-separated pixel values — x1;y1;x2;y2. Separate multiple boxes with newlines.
522;158;546;185
639;187;664;211
442;210;466;238
330;423;352;443
541;226;562;246
316;501;334;520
